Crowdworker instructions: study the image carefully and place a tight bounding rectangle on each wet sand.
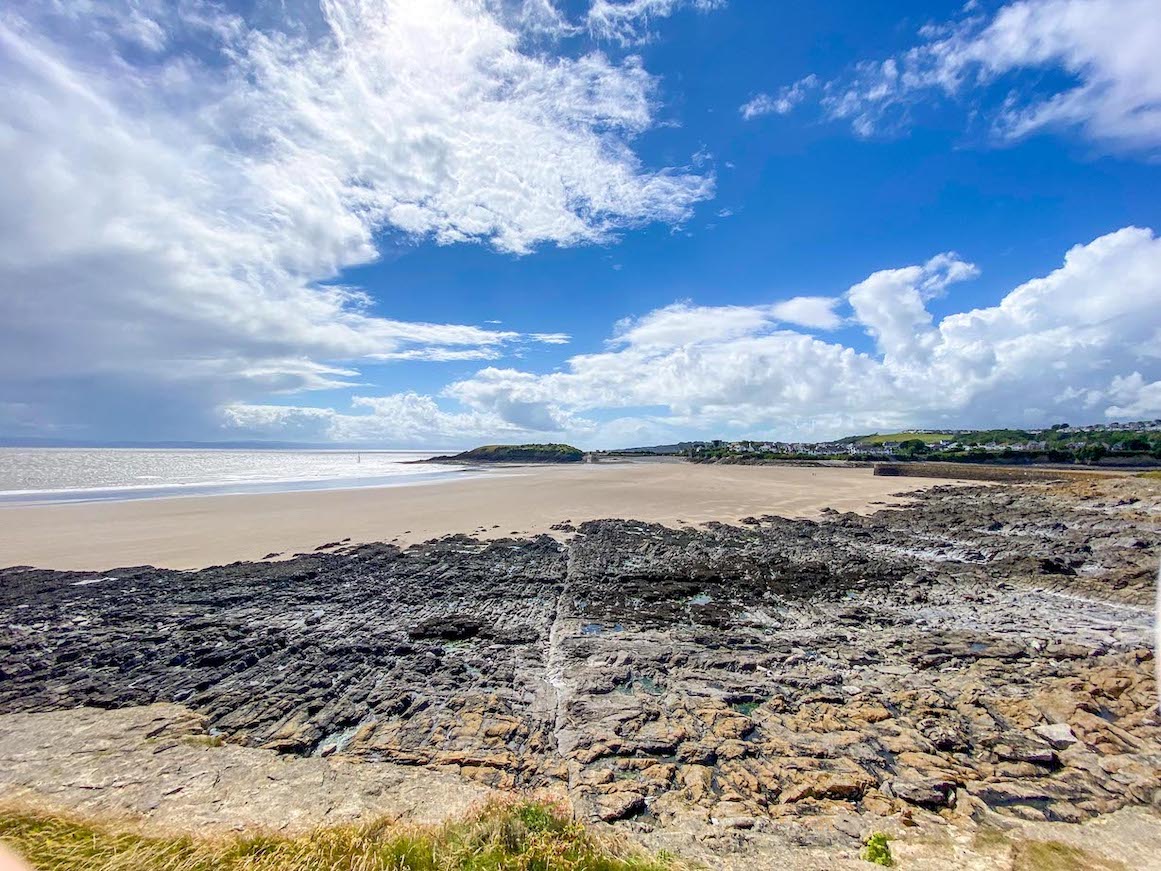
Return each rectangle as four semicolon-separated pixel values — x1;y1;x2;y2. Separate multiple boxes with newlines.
0;461;955;571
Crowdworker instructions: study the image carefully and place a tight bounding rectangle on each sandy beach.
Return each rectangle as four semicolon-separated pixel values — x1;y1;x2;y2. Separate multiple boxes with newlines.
0;461;948;571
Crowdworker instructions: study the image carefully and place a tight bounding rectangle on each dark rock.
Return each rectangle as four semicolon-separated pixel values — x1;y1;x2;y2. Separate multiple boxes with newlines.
408;615;485;641
888;778;957;809
1;476;1157;830
991;733;1058;766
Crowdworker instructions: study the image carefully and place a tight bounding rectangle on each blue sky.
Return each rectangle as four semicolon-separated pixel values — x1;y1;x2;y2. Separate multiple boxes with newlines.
2;0;1160;447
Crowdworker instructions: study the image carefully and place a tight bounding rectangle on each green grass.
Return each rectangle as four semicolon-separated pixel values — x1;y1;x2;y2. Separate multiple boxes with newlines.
859;432;947;445
180;734;225;748
860;832;892;866
969;830;1127;871
447;444;585;463
1011;840;1127;871
0;799;679;871
1136;470;1161;480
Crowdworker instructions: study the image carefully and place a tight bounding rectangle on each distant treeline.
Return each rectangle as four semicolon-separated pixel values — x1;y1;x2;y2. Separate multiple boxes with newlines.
689;425;1161;467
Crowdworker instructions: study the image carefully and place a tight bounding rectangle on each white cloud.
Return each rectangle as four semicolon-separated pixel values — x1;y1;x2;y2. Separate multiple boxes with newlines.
847;254;979;362
1105;373;1161;419
0;0;712;439
773;0;1161;151
429;227;1161;444
611;302;774;348
511;0;578;38
587;0;725;46
769;296;844;331
236;226;1156;447
224;390;578;446
740;75;818;120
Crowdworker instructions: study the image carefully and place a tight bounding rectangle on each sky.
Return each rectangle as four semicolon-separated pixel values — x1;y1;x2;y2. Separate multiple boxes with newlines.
2;0;1160;449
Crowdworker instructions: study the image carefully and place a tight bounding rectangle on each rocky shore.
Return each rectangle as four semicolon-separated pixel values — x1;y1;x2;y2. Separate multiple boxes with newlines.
1;475;1158;866
424;442;585;463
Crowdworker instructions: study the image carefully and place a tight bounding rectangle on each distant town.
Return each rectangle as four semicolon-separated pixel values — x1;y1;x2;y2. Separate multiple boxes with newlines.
607;420;1161;466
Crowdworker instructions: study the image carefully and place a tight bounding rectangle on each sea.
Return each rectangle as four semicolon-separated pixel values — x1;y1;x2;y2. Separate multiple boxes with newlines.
0;448;470;505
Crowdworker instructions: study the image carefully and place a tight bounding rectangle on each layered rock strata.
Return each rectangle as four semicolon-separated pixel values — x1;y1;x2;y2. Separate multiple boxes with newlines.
2;476;1158;835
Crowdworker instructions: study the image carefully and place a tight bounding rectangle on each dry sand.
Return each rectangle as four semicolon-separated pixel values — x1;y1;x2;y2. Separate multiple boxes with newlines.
0;461;956;571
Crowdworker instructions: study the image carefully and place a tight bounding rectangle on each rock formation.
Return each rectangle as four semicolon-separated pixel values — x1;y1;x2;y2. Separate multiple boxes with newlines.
1;476;1158;843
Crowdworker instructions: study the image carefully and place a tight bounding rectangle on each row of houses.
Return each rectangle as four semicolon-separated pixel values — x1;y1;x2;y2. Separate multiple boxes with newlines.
1053;420;1161;433
724;440;901;456
718;438;1058;456
703;426;1158;458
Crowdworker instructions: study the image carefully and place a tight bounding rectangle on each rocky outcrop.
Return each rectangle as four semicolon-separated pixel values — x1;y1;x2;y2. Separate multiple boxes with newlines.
426;443;584;463
1;476;1158;836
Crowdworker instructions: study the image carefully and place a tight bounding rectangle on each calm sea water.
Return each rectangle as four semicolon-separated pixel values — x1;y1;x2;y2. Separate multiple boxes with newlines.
0;448;470;504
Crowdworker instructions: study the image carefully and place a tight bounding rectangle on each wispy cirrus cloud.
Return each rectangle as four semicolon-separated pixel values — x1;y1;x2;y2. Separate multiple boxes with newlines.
586;0;725;46
740;75;818;120
745;0;1161;152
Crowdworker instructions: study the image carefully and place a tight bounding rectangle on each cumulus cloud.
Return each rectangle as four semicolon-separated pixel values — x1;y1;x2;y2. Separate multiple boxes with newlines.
847;254;979;363
769;296;844;331
233;227;1160;446
428;227;1161;444
0;0;711;439
1106;374;1161;419
587;0;725;46
765;0;1161;151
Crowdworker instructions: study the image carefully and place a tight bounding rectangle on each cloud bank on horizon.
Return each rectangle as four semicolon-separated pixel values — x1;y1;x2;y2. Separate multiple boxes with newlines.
2;0;1160;448
229;226;1161;445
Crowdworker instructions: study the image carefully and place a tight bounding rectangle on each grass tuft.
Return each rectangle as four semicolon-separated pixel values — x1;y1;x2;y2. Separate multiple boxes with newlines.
860;831;892;866
0;798;679;871
1012;840;1127;871
180;734;225;748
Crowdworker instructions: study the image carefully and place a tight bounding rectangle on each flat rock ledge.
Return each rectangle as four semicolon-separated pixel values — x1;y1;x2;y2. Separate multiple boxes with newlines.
1;475;1159;867
0;703;492;834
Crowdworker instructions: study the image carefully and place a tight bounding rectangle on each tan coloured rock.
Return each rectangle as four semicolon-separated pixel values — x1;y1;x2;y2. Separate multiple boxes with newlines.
594;791;645;822
780;770;876;804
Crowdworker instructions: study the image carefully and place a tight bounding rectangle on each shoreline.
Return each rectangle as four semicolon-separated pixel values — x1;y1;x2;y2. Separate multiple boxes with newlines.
0;465;487;507
0;462;955;571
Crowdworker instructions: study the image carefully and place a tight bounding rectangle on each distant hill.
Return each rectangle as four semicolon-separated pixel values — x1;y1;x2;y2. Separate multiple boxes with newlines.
429;443;585;463
851;432;950;445
607;442;706;455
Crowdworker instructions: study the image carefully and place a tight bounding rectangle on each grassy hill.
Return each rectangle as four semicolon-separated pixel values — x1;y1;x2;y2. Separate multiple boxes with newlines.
849;429;1052;445
855;432;949;445
434;443;585;463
